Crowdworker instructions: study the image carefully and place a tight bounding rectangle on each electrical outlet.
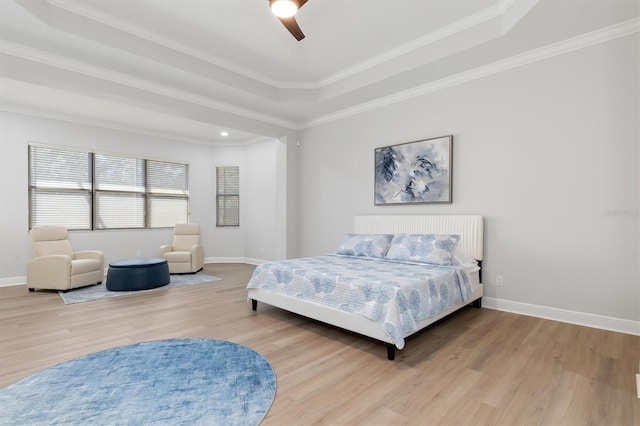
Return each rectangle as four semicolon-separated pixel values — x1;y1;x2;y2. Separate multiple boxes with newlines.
495;275;503;286
136;251;141;257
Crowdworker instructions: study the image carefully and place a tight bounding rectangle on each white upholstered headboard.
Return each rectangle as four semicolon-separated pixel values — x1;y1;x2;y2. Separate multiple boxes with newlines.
354;215;484;261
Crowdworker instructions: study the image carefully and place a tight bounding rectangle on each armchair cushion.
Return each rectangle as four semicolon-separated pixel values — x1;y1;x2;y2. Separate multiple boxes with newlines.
33;239;74;258
173;223;201;251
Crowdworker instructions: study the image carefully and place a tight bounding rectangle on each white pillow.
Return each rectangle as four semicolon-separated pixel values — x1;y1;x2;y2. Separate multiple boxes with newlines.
335;233;394;259
385;234;460;266
451;247;480;272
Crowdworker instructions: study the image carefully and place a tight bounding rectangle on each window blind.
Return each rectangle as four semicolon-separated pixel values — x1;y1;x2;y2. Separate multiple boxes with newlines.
28;144;189;230
94;154;145;229
216;166;239;227
29;145;92;230
147;160;189;228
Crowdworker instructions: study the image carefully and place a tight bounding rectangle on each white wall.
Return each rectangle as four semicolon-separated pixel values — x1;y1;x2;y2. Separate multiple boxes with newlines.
297;35;639;323
206;144;246;260
243;138;287;262
0;112;287;281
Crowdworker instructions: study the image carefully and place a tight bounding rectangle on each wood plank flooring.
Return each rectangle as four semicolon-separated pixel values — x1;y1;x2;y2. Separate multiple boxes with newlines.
1;263;638;425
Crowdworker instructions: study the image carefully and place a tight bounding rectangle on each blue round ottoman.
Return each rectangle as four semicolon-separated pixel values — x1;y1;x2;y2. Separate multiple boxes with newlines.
106;258;170;291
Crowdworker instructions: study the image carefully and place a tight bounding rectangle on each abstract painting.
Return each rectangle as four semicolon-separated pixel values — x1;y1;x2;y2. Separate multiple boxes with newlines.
375;135;452;205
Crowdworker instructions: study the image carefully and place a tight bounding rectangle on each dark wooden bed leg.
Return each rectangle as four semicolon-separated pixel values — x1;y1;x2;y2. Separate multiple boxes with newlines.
251;299;257;311
472;298;482;308
387;344;396;360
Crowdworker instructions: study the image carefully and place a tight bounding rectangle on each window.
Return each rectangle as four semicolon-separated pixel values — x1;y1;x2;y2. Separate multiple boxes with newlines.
94;154;145;229
147;160;189;228
216;166;239;227
29;145;92;230
28;144;189;230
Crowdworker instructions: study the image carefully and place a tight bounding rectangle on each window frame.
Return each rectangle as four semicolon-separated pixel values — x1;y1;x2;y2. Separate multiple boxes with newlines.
28;144;94;230
28;143;189;231
216;165;240;228
146;159;190;229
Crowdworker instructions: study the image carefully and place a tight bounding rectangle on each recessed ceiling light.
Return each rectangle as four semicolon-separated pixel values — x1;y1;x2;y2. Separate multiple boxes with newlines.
220;131;229;136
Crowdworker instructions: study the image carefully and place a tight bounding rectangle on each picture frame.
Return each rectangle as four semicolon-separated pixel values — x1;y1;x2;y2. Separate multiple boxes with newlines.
374;135;453;205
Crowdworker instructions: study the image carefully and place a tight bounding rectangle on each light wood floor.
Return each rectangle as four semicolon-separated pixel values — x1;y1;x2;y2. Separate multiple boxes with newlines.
1;263;638;425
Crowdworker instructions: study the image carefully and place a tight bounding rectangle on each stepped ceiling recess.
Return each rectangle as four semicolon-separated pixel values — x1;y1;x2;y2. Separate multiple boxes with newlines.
0;0;638;144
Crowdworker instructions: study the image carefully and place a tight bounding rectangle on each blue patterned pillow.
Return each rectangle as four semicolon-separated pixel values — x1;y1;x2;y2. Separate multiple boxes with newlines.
385;234;460;265
335;234;394;259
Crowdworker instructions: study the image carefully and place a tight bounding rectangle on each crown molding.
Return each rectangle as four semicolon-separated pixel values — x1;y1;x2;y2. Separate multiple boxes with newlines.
0;101;235;146
47;0;281;88
314;0;519;88
242;135;281;146
0;100;291;147
0;40;298;130
303;18;640;129
1;17;637;140
47;0;531;91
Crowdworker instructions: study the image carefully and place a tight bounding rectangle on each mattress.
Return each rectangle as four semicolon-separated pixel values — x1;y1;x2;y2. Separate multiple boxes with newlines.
468;269;481;287
246;255;475;349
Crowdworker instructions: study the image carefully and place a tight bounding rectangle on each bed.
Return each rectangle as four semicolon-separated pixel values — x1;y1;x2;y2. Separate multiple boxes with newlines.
247;215;484;360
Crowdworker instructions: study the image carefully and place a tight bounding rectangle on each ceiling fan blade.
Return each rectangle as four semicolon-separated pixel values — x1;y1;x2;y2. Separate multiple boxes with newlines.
278;16;305;41
298;0;309;8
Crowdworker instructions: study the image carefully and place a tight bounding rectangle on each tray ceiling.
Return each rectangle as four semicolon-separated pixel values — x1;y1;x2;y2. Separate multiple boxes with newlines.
0;0;638;144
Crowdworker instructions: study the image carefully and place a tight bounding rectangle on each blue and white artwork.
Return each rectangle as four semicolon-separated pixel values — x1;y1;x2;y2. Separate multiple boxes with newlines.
375;135;452;204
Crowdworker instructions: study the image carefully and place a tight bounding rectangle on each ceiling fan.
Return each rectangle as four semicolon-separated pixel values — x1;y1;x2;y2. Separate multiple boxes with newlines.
269;0;308;41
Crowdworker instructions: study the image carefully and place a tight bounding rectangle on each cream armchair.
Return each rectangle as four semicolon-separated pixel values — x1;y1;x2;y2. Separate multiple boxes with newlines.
27;226;104;292
159;223;204;274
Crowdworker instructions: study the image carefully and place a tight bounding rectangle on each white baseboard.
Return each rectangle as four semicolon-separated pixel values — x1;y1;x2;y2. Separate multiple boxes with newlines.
482;297;640;336
1;258;266;287
0;276;26;287
243;258;269;266
205;257;268;265
2;269;638;337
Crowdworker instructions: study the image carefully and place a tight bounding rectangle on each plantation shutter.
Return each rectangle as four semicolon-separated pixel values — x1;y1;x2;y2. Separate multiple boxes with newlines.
29;145;92;230
216;166;239;227
147;160;189;228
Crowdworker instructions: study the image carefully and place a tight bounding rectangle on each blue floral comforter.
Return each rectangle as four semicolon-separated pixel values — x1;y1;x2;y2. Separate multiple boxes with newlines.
246;255;472;349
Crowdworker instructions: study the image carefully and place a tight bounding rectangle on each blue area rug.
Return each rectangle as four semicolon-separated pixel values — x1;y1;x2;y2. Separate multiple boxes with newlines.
59;272;221;304
0;339;276;425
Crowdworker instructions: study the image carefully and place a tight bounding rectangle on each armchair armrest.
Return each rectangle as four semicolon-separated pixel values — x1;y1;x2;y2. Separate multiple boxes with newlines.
75;250;104;270
159;245;173;256
191;244;204;271
75;250;104;261
27;255;72;289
